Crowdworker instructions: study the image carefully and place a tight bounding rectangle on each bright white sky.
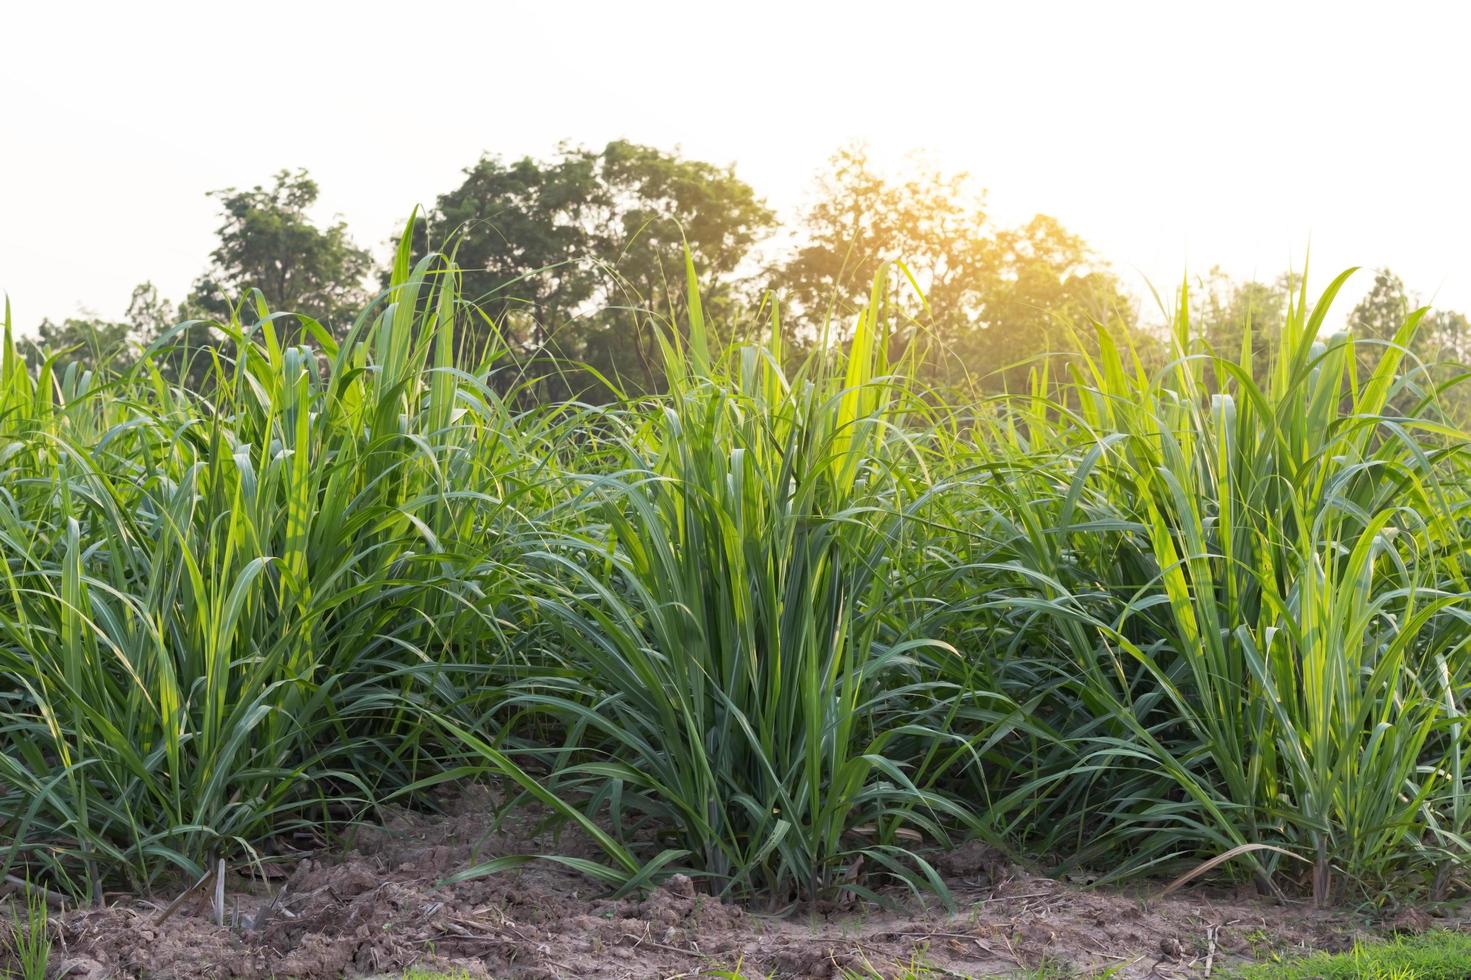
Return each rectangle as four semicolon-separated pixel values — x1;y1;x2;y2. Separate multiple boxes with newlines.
4;0;1469;331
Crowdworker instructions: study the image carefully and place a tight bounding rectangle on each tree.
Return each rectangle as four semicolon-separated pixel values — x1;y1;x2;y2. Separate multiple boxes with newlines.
776;145;990;344
187;169;373;333
1350;267;1471;420
777;146;1138;396
1423;308;1471;364
1350;268;1412;346
426;141;776;397
27;315;133;373
125;280;177;339
1188;267;1297;383
27;282;175;374
431;147;605;360
962;214;1140;393
580;140;776;393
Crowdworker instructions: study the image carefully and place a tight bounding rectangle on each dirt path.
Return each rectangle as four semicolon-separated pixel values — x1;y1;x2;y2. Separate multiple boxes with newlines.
41;786;1447;978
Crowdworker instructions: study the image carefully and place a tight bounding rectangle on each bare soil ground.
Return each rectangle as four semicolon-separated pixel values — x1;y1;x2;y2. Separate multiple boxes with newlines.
35;786;1463;979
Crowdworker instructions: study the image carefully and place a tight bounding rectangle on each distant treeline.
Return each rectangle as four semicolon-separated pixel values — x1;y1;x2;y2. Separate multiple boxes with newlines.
28;141;1471;414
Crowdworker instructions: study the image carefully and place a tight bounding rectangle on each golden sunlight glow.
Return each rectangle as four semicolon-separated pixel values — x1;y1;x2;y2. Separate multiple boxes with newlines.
3;0;1468;324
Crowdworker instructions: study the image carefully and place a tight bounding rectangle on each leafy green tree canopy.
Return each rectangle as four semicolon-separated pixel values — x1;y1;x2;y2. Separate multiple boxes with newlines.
426;141;775;395
1347;267;1471;419
1350;267;1471;362
187;168;373;330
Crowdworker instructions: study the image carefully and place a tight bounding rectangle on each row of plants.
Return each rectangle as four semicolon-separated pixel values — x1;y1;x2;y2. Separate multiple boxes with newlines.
2;232;1470;911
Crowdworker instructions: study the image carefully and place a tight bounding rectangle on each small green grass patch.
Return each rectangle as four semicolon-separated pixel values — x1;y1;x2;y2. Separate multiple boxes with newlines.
1235;930;1471;979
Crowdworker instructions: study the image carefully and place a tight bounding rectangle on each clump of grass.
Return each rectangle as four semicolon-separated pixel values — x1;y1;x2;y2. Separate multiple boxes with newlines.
397;969;476;980
976;271;1471;902
0;233;536;897
1233;930;1471;979
4;883;51;980
444;263;1021;906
